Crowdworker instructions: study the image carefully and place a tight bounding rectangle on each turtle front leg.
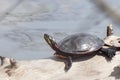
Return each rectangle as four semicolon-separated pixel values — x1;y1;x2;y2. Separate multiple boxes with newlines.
64;56;72;72
100;47;116;59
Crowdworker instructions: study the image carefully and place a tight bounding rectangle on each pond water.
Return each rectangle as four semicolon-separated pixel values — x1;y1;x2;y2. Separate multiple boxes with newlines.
0;0;120;60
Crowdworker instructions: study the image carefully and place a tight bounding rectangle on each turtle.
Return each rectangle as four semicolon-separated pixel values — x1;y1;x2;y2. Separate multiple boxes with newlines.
44;33;116;71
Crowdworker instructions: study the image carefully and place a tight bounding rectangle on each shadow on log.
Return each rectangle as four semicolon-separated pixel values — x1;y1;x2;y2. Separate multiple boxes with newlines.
109;66;120;79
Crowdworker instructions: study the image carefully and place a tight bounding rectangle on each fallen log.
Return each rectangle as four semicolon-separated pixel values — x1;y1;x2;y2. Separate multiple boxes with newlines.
0;25;120;80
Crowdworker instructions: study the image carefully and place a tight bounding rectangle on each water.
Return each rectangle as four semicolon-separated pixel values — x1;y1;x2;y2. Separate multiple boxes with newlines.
0;0;120;60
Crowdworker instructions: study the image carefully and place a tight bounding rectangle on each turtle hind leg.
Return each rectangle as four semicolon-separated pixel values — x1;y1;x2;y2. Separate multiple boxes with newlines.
100;47;116;60
64;56;72;72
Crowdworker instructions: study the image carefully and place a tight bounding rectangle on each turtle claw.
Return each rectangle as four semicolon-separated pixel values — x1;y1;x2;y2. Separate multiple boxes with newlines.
100;47;116;59
64;56;72;72
107;52;115;58
107;47;116;58
64;62;71;72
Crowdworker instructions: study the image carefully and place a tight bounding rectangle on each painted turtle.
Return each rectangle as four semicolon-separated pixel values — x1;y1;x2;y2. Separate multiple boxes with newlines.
44;33;116;71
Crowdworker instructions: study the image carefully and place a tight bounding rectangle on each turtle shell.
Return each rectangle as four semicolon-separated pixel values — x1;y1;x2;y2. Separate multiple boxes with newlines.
57;33;104;54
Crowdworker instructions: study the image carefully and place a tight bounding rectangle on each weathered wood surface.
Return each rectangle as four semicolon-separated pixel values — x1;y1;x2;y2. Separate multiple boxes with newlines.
104;24;120;47
0;25;120;80
1;53;120;80
0;34;120;80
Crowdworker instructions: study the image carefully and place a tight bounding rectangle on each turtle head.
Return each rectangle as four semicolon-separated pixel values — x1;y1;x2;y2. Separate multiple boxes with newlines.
44;34;58;50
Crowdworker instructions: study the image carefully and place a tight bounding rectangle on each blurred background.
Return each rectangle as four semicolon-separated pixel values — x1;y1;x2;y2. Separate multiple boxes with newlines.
0;0;120;60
